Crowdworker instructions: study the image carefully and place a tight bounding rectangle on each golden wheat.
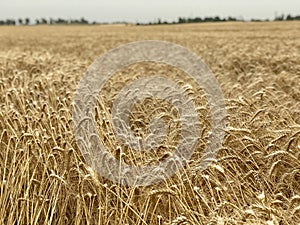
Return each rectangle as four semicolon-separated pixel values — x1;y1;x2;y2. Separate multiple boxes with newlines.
0;22;299;224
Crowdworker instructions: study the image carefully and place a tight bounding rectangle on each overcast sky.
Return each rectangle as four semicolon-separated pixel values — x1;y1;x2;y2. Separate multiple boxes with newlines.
1;0;300;23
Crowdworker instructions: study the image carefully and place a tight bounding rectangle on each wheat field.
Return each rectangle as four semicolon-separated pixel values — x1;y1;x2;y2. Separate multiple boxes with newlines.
0;22;299;224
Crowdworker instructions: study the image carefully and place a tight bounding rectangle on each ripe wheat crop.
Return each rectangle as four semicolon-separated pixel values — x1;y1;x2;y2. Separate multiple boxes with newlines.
0;22;299;224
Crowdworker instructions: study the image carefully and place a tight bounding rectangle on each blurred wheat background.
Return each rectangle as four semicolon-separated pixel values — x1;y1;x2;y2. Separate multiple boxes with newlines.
0;21;299;224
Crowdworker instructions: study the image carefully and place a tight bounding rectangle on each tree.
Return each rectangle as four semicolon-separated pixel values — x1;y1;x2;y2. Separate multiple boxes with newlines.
41;18;48;24
286;14;293;21
25;18;30;25
214;16;221;22
194;17;202;23
178;17;186;24
80;17;89;24
227;16;237;21
18;18;23;25
5;19;16;25
275;14;285;21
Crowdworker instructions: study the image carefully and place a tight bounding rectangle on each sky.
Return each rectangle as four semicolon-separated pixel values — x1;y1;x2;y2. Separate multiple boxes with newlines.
0;0;300;23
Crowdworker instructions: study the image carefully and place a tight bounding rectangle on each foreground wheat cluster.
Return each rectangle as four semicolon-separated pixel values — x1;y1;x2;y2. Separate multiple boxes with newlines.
0;22;299;224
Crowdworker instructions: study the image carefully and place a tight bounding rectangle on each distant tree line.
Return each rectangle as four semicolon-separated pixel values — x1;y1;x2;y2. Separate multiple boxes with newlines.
274;14;300;21
136;16;241;25
0;14;300;26
138;14;300;25
0;17;103;26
